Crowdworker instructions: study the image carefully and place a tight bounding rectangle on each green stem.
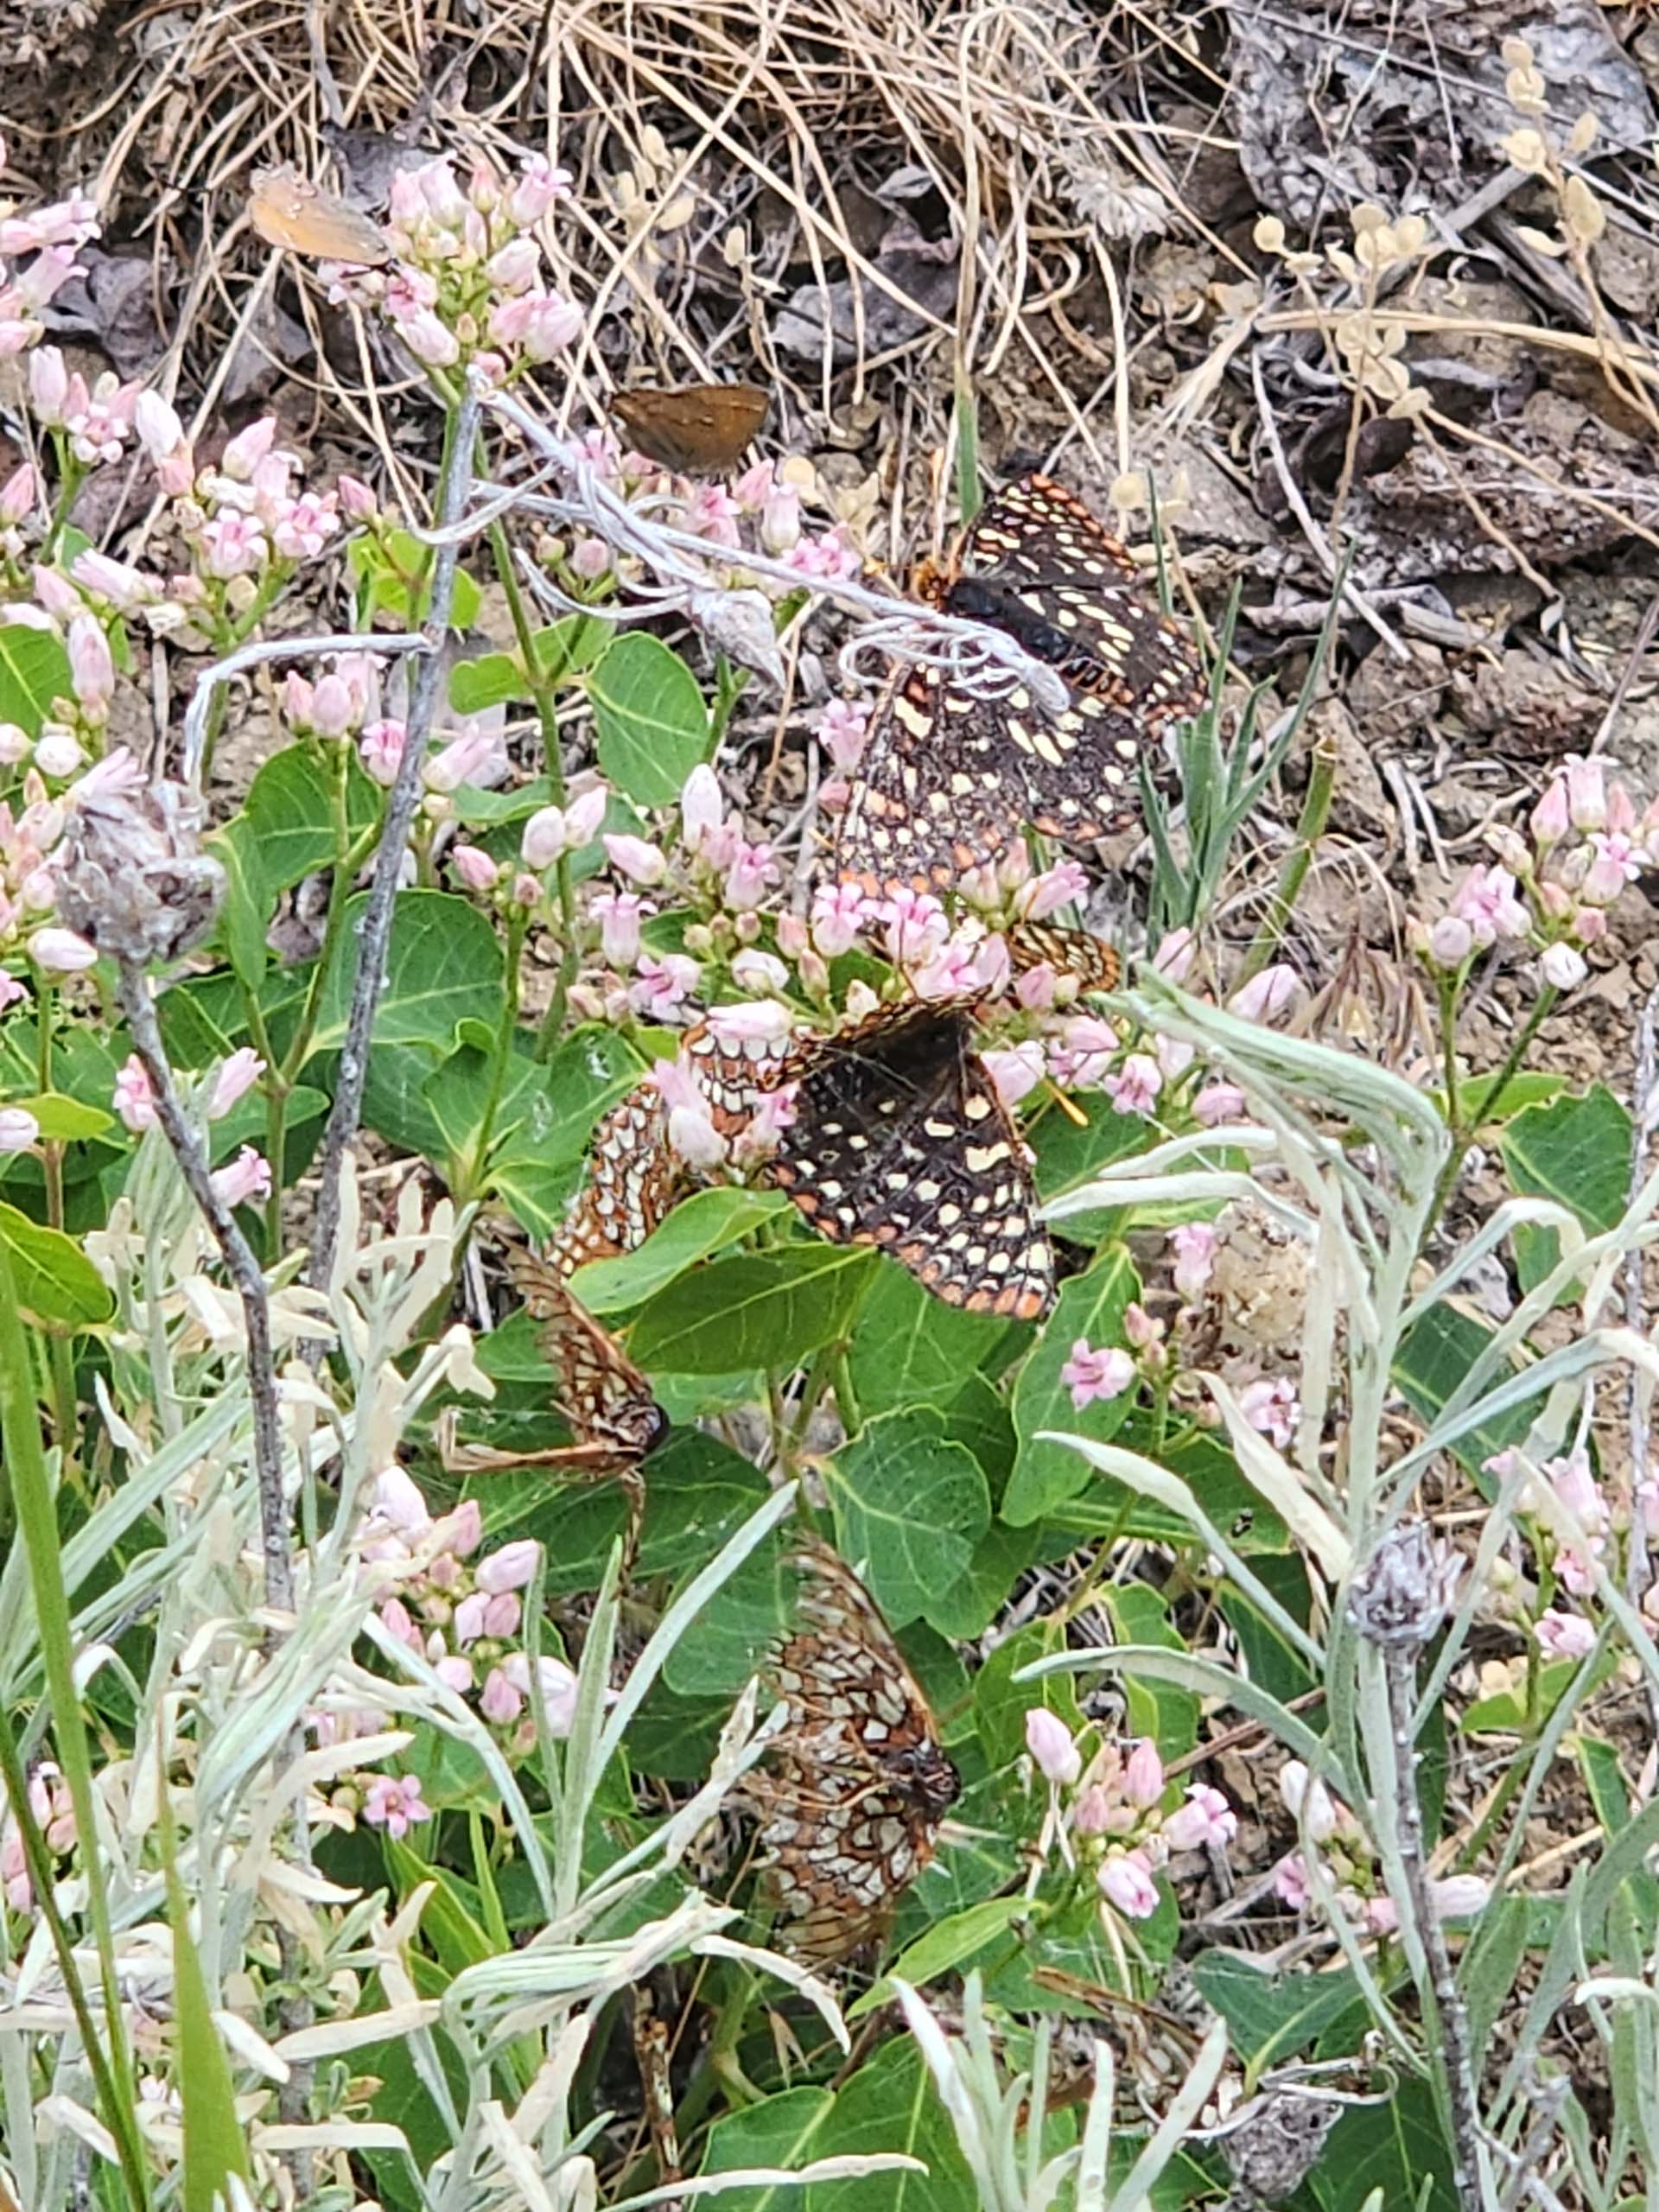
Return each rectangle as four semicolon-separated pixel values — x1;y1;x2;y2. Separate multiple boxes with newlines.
1430;982;1558;1225
1236;721;1338;985
0;1241;152;2205
830;1348;862;1440
455;910;527;1203
488;520;581;1063
41;1144;79;1473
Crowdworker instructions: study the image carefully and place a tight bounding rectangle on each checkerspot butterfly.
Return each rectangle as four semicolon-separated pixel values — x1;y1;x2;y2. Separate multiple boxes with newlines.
836;474;1203;897
448;1236;667;1575
747;1535;959;1960
760;996;1054;1319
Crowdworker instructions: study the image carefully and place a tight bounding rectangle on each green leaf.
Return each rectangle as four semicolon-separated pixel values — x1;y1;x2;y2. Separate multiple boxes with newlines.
162;1798;251;2209
587;632;710;804
825;1408;990;1628
854;1896;1031;2018
1394;1301;1541;1477
219;740;382;903
1030;1093;1154;1243
846;1260;1016;1416
353;528;480;628
921;1516;1048;1641
1191;1952;1373;2069
1501;1084;1632;1294
572;1186;792;1313
0;1203;111;1326
0;625;72;735
974;1620;1084;1770
15;1092;114;1143
210;819;271;989
449;614;612;712
702;2088;837;2211
308;890;505;1058
627;1245;875;1375
1004;1248;1141;1523
805;2039;975;2212
1310;2080;1459;2212
1105;1583;1198;1757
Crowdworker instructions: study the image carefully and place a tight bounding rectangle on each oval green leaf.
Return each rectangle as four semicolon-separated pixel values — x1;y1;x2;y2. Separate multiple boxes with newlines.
587;632;710;804
0;1202;112;1327
627;1244;875;1374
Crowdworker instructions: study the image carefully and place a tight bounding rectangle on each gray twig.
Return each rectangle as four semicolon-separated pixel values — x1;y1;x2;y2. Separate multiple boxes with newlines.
113;969;293;1618
305;389;480;1306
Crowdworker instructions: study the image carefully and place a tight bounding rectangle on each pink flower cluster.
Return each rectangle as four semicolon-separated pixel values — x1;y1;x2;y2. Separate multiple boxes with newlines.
0;1761;75;1915
1023;1708;1236;1924
1413;756;1659;988
0;136;100;361
1273;1759;1488;1935
334;155;581;380
0;752;151;976
359;1467;577;1752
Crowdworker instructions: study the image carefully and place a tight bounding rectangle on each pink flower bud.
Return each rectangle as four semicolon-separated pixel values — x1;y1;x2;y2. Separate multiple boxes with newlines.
1529;777;1569;847
1060;1338;1135;1411
1098;1851;1160;1920
360;720;405;786
451;844;500;893
113;1054;156;1132
501;1652;579;1738
1167;1223;1216;1300
29;927;97;973
67;616;113;721
0;462;39;524
372;1465;431;1533
1123;1738;1164;1807
28;346;68;424
1565;754;1606;831
483;1592;520;1637
452;1592;488;1645
604;833;668;887
1278;1758;1337;1842
308;673;357;738
337;474;378;522
220;418;277;481
208;1047;265;1119
1192;1082;1247;1127
1072;1783;1113;1835
211;1145;272;1208
1540;942;1586;990
480;1667;523;1725
1228;963;1301;1023
477;1539;540;1594
423;728;497;795
681;762;723;852
982;1040;1046;1110
1025;1707;1081;1785
1162;1783;1237;1853
591;889;645;968
1427;914;1473;968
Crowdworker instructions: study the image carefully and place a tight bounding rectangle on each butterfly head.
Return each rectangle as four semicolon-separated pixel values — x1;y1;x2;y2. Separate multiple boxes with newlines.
886;1738;962;1819
599;1397;671;1458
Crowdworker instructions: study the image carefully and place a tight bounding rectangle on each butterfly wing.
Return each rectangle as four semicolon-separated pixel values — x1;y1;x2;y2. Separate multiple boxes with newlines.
500;1243;667;1458
548;1087;677;1276
249;164;391;264
752;1538;958;1960
610;383;769;474
1003;918;1121;994
765;1002;1054;1319
946;474;1205;729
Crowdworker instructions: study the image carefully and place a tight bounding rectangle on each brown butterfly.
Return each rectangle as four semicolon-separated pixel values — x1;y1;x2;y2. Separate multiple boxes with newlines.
446;1235;667;1577
249;164;391;265
610;382;769;476
745;1536;960;1960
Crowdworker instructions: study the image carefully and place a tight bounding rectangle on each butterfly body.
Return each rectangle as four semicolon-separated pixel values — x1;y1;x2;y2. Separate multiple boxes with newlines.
751;1537;959;1958
610;382;769;476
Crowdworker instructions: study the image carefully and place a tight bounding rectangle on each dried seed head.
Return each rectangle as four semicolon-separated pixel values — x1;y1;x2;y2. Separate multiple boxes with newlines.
1347;1522;1463;1649
55;778;224;965
1220;2089;1344;2202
